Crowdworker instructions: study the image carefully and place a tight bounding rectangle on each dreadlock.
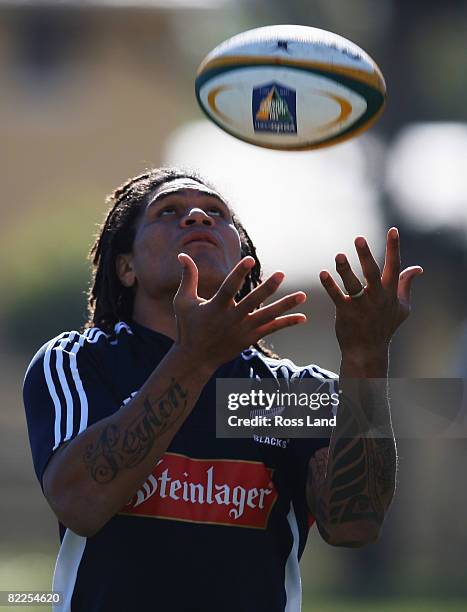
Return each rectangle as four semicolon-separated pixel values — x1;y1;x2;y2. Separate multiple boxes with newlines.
86;167;277;358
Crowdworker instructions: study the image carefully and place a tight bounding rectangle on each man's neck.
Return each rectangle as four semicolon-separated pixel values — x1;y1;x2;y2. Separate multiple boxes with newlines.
132;294;178;340
131;280;218;340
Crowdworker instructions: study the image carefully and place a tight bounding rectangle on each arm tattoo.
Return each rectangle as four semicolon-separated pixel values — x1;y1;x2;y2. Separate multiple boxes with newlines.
308;390;397;535
307;447;331;541
83;379;188;483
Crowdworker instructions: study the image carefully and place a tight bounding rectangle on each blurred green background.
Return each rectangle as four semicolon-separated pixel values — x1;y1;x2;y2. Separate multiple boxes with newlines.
1;0;467;610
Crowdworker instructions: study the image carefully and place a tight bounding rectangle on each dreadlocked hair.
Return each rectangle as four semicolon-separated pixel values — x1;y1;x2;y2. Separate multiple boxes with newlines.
86;167;278;359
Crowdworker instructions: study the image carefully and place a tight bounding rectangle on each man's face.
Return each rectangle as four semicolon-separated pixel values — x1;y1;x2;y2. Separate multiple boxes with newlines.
123;178;242;300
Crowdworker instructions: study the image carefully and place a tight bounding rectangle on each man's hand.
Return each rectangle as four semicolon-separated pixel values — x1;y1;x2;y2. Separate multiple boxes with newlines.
173;254;307;371
319;227;423;370
306;227;423;547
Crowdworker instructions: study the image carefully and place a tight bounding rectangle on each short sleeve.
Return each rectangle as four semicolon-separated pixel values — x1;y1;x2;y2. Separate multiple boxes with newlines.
289;363;339;462
23;330;118;488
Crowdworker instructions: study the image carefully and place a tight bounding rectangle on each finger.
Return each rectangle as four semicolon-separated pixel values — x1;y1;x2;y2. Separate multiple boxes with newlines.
214;256;256;306
397;266;423;308
235;271;285;316
354;236;382;290
175;253;199;301
334;254;365;297
320;271;347;306
247;291;307;327
381;227;401;294
252;313;307;341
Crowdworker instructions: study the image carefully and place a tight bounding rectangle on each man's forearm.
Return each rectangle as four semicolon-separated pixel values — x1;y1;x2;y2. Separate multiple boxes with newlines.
310;350;397;546
43;345;214;537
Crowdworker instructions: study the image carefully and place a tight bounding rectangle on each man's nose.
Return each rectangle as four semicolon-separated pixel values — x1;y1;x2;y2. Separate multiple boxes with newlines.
180;208;214;227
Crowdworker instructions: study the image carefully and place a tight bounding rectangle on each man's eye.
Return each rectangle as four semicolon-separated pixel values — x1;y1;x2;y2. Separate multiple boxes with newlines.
158;207;176;216
207;207;223;216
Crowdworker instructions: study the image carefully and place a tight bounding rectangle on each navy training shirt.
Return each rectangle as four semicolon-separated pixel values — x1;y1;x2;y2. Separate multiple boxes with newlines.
23;320;337;612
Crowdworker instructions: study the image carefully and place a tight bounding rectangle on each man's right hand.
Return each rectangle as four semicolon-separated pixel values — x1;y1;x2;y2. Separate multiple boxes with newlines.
173;253;307;372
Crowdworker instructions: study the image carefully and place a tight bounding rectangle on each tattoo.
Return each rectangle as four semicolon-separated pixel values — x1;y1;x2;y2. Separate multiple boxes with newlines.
328;434;381;525
307;390;397;537
374;437;397;497
83;379;188;483
340;494;376;523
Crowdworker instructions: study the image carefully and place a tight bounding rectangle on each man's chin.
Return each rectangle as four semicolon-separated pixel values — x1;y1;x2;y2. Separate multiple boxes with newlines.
178;249;237;298
197;276;226;299
195;266;229;299
188;250;227;272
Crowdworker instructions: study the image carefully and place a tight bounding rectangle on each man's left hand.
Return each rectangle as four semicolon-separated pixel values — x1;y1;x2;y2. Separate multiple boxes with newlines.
319;227;423;365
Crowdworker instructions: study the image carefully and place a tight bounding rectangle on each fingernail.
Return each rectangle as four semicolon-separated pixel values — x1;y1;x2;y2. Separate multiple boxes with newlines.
272;272;285;285
320;271;329;281
291;316;307;326
296;292;307;303
355;237;366;248
389;227;399;240
335;253;346;264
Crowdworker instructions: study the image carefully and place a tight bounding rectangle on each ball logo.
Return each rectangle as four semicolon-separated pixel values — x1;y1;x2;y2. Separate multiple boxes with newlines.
252;82;297;134
121;453;278;529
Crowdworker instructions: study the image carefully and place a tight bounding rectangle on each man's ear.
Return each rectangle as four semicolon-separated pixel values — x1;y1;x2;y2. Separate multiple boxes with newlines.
116;253;136;288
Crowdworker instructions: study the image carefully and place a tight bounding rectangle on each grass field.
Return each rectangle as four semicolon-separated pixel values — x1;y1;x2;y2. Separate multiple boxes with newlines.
303;601;467;612
0;597;464;612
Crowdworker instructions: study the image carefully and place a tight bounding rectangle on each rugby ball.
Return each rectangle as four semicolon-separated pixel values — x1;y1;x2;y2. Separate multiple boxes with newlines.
195;25;386;150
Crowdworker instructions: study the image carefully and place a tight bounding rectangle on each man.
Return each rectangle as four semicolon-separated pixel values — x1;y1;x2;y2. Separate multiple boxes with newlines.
23;167;422;612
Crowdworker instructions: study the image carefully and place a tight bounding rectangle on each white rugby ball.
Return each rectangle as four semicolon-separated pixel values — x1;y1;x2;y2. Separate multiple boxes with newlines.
195;25;386;150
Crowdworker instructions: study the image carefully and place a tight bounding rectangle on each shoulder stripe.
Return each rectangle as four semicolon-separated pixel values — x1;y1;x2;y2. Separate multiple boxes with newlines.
85;327;99;342
69;337;90;437
114;321;133;335
43;323;135;453
43;332;70;451
89;330;106;344
56;332;78;442
43;329;96;452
